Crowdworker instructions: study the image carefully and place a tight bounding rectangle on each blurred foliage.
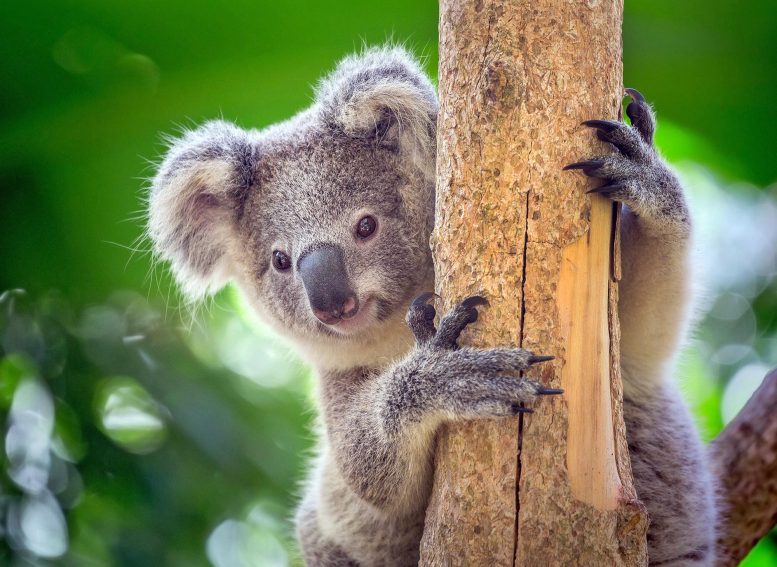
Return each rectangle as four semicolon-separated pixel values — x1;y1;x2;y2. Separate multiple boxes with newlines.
0;0;776;565
0;288;311;565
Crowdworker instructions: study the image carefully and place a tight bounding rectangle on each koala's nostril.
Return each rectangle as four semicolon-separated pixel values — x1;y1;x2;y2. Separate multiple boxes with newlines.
341;295;359;319
312;295;359;325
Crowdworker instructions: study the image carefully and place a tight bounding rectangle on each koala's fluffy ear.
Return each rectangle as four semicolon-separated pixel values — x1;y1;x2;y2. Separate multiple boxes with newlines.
316;46;438;175
148;120;256;300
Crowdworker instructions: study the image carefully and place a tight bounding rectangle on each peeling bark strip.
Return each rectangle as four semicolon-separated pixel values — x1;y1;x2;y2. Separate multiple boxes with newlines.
711;369;777;566
420;1;648;565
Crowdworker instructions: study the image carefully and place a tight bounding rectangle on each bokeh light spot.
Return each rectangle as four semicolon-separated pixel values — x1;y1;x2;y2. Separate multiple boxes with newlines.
721;363;771;425
94;377;168;454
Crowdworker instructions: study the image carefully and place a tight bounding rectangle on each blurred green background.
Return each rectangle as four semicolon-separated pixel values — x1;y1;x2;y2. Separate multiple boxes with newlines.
1;1;776;565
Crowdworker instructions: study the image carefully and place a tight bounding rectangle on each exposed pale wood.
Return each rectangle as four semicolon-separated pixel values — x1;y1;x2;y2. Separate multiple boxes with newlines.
557;200;620;510
419;0;648;564
711;369;777;566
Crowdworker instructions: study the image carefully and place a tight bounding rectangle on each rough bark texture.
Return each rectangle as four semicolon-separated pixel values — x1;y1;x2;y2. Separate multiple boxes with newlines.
711;369;777;566
419;1;648;565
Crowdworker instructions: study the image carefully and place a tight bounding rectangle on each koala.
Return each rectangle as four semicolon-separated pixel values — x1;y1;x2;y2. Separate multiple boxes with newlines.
148;47;716;566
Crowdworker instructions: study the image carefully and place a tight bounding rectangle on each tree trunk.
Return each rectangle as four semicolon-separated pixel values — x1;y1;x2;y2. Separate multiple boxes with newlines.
711;368;777;566
419;1;649;565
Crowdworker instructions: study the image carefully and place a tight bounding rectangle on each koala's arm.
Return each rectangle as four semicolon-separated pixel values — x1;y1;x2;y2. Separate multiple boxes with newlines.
567;92;717;565
619;201;691;387
320;296;558;512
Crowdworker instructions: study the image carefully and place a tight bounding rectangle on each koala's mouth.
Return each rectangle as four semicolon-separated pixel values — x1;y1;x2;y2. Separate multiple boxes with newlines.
315;296;378;335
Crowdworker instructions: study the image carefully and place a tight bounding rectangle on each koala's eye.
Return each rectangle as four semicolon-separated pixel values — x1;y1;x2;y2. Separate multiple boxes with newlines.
356;216;377;239
272;250;292;271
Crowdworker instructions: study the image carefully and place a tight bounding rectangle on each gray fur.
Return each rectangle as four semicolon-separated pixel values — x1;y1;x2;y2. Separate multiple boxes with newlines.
148;47;716;565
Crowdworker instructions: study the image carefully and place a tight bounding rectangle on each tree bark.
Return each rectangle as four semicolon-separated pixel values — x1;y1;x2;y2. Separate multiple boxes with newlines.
419;1;648;565
711;369;777;566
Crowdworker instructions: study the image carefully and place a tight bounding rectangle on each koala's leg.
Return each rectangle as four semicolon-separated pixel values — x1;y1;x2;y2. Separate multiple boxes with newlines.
567;91;716;565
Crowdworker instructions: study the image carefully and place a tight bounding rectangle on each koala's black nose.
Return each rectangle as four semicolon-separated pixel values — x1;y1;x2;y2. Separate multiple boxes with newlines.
298;244;359;325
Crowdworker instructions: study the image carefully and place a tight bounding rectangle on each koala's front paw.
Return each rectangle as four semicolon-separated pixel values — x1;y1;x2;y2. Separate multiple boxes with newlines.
406;293;561;418
564;89;688;224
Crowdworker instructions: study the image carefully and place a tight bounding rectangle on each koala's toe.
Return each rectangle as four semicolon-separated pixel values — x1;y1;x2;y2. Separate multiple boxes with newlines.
522;378;563;400
453;348;554;377
625;88;655;145
563;158;607;175
451;370;560;419
460;295;488;310
433;296;488;350
411;292;437;321
406;292;437;344
582;119;650;162
496;376;554;405
565;153;641;188
587;181;627;196
581;119;622;133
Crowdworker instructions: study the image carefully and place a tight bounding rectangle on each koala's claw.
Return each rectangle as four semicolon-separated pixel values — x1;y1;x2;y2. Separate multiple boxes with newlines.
528;354;555;364
459;374;561;419
581;119;622;132
624;87;646;104
563;159;606;174
412;291;436;305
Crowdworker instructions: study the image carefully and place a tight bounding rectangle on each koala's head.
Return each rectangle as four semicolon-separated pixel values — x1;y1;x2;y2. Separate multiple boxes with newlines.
148;47;437;348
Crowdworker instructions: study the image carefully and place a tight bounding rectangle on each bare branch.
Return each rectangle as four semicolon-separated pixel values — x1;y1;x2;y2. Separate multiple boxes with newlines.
711;368;777;566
